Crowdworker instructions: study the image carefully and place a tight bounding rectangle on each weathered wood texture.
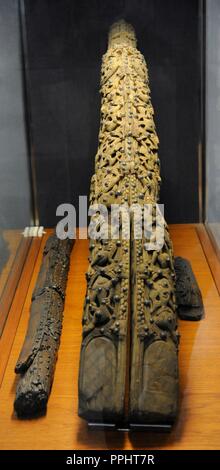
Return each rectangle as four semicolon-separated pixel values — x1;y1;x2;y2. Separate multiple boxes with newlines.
14;234;73;417
175;257;204;320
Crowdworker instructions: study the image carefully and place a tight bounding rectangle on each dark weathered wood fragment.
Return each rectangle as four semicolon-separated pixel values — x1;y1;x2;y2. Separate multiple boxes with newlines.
14;234;73;418
174;256;204;320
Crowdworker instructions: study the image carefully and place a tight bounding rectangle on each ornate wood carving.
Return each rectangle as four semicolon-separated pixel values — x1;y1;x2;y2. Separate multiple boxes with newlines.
79;20;203;427
14;234;73;418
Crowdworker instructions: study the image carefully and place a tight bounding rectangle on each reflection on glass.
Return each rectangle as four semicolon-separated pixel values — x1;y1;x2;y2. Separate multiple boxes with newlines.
0;0;33;334
206;0;220;249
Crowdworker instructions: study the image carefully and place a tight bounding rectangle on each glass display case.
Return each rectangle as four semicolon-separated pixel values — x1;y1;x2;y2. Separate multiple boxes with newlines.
0;0;220;453
206;0;220;252
0;0;34;337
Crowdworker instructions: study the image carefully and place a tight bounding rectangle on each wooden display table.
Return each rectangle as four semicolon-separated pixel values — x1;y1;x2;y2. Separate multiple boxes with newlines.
0;224;220;450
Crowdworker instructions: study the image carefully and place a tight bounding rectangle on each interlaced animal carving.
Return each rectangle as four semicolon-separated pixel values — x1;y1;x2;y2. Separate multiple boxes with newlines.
78;20;203;428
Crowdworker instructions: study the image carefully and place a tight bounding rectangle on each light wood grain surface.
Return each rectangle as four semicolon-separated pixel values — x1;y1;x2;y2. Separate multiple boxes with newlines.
0;224;220;450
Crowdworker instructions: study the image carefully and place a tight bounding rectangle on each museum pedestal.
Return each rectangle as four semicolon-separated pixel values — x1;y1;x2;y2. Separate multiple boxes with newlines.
0;224;220;450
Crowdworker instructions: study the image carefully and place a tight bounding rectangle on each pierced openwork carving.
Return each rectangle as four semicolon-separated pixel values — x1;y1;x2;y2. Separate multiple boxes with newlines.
78;21;186;427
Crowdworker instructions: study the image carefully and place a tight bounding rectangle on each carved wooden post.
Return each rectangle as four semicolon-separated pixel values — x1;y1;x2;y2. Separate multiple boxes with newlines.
78;20;202;427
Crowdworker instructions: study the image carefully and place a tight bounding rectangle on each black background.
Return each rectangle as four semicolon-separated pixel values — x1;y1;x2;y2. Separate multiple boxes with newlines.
23;0;201;226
